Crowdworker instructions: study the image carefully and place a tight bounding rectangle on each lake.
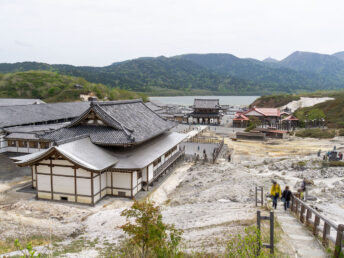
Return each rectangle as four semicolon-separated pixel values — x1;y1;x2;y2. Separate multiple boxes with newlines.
149;96;259;106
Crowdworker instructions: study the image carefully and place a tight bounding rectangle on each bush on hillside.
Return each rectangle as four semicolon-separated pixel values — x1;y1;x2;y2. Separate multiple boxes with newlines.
295;129;335;139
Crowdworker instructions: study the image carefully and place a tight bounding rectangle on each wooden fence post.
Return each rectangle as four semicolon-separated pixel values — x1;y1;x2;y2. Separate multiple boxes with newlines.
306;208;312;226
257;210;261;254
270;211;274;254
260;186;263;206
300;204;305;223
334;224;344;258
322;222;330;246
255;187;258;207
313;215;320;236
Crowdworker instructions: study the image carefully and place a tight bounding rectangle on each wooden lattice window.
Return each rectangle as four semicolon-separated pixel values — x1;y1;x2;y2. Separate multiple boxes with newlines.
8;140;16;147
18;140;27;148
40;142;49;149
29;141;38;148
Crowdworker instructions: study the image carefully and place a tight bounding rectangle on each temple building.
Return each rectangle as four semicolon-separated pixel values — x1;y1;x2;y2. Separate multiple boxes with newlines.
13;100;186;205
240;107;281;127
0;102;89;154
188;99;222;125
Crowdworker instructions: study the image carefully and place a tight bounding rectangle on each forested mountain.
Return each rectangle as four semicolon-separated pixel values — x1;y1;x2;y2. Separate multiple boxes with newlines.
1;50;344;95
0;71;147;102
262;57;279;63
332;51;344;61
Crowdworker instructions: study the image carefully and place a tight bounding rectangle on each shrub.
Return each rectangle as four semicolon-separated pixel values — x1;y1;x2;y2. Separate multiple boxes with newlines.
295;129;335;139
225;226;268;258
328;161;344;167
120;200;183;258
338;129;344;136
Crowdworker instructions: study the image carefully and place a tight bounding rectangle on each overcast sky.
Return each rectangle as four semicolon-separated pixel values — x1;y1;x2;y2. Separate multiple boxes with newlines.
1;0;343;66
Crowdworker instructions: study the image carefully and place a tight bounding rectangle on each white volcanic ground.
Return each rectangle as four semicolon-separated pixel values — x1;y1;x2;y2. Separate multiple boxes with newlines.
1;136;344;256
280;97;334;112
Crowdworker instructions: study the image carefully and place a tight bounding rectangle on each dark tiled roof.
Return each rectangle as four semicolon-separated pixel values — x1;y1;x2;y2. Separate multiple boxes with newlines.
43;99;176;146
193;99;220;109
188;112;220;118
0;98;45;106
0;102;89;128
4;123;69;133
43;125;131;145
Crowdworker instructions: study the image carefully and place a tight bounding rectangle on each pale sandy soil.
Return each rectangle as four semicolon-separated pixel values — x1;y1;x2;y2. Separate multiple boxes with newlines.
1;135;344;256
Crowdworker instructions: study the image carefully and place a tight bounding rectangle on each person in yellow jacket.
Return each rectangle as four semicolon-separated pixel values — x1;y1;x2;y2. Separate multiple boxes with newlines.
270;181;282;209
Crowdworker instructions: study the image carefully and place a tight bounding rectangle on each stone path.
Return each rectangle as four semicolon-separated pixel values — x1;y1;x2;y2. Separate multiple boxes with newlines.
275;205;328;257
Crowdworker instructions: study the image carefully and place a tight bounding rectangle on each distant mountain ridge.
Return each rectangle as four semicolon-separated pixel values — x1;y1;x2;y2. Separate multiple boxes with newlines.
1;50;344;95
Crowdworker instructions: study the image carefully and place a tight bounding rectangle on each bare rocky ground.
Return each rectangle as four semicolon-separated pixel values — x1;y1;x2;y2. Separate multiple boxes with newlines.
1;134;343;256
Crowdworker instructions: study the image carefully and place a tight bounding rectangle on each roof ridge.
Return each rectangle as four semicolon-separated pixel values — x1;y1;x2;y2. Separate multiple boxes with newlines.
94;99;142;106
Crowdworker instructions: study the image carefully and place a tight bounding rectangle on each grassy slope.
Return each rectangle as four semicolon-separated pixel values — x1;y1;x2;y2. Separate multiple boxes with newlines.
0;71;147;103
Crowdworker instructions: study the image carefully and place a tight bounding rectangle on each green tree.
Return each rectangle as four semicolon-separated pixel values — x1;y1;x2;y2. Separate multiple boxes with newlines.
120;200;183;258
307;108;325;120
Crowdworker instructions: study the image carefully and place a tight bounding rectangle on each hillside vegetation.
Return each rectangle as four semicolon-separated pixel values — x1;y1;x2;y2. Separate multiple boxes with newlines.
249;94;300;108
251;90;344;128
0;71;147;103
1;50;344;95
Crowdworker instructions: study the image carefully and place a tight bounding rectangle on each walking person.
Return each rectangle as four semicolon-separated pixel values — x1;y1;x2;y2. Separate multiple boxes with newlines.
281;186;292;211
270;181;281;209
301;178;307;201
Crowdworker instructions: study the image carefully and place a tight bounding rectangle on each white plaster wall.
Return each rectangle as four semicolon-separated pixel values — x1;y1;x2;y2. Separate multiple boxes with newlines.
148;164;153;181
76;168;91;177
53;166;74;176
106;172;111;187
53;176;74;194
77;178;91;195
142;167;148;182
36;165;50;174
113;172;131;189
132;171;137;188
94;175;100;193
17;147;28;153
37;174;51;191
6;147;17;152
101;172;106;190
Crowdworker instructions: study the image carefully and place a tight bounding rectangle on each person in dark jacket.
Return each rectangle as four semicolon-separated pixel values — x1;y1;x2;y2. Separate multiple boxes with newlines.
281;186;292;211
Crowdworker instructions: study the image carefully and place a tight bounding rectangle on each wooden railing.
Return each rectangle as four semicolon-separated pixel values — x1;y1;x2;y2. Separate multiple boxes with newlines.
290;196;344;257
212;140;224;164
153;148;185;180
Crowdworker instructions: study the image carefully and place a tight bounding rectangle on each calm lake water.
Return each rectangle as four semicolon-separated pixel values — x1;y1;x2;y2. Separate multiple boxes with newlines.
149;96;259;106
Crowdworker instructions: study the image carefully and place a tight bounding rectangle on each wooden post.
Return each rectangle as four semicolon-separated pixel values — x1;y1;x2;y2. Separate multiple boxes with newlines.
334;224;344;258
295;199;299;216
322;222;330;246
261;187;263;206
255;187;258;207
306;208;311;226
313;215;320;236
270;211;274;254
300;204;305;223
257;210;261;254
291;197;294;212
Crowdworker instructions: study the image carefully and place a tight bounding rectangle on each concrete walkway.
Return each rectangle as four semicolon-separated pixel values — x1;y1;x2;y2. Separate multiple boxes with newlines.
275;205;328;257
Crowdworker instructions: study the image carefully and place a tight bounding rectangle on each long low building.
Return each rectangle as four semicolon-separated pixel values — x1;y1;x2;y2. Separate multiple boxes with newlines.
0;102;90;154
13;99;187;205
